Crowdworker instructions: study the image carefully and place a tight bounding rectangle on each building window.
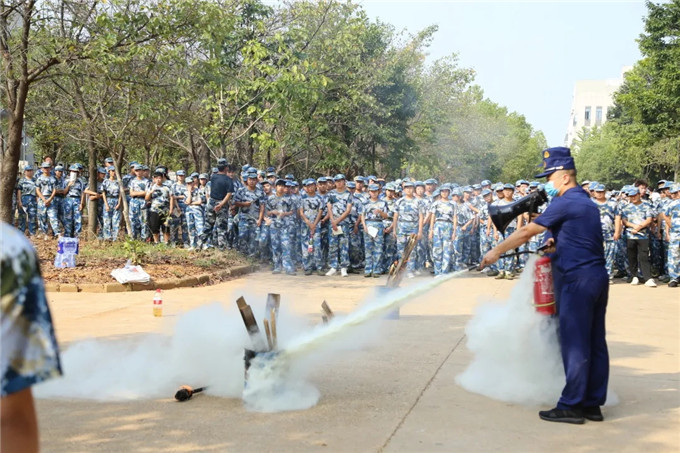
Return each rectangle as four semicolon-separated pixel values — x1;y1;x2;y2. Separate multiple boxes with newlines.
595;106;603;126
584;106;591;127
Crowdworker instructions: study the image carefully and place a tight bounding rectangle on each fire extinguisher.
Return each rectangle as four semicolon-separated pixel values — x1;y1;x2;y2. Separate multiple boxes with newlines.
533;256;556;316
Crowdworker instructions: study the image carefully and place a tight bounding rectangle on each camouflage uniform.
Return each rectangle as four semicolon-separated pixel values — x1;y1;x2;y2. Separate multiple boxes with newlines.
593;198;618;278
17;177;38;236
490;198;517;275
259;193;276;262
349;191;366;270
478;199;496;272
62;177;84;238
299;191;324;272
267;194;295;273
415;195;432;271
381;196;398;273
170;181;190;246
185;186;205;248
199;198;229;250
327;190;353;270
1;222;62;397
101;178;122;241
128;178;148;240
234;185;264;257
362;198;388;275
664;197;680;283
619;200;654;280
429;198;456;275
394;196;421;273
35;174;60;236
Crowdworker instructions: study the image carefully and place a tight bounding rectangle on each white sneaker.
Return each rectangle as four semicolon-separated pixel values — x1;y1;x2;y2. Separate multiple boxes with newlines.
644;278;657;288
407;272;415;279
326;268;337;276
631;277;640;285
414;270;422;276
340;268;348;277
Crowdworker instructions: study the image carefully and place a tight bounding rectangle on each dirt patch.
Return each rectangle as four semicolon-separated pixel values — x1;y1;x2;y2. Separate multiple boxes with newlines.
34;237;251;285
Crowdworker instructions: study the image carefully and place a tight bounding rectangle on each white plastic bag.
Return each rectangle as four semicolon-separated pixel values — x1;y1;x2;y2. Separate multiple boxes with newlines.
111;259;150;284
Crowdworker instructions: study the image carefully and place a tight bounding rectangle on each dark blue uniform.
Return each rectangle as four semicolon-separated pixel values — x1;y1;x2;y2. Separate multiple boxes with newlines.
534;186;609;411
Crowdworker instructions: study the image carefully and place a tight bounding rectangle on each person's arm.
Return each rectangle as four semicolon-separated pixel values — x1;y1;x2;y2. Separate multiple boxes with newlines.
102;191;109;210
417;211;423;239
480;222;547;268
614;214;622;241
334;202;353;225
1;388;39;453
36;184;46;203
215;192;232;212
392;211;399;237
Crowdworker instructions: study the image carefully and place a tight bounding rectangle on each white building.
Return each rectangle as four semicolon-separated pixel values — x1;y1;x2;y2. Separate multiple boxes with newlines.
564;66;632;147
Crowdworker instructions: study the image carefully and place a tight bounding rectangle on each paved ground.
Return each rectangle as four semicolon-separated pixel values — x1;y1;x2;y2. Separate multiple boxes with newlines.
38;270;679;452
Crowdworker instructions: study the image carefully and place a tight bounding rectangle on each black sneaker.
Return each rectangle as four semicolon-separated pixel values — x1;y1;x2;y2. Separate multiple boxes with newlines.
538;407;585;424
364;273;372;278
583;406;604;422
669;280;678;288
304;269;313;276
487;270;500;277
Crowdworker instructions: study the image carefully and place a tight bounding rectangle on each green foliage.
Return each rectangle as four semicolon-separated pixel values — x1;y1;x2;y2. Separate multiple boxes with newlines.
18;0;547;184
122;238;148;265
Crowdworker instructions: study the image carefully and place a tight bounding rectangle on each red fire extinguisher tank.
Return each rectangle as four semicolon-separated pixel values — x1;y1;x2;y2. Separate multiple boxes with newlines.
533;256;556;316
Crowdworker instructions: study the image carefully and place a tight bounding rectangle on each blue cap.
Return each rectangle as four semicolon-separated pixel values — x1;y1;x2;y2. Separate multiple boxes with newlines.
190;172;199;178
472;184;481;190
141;165;149;171
133;164;143;170
304;179;315;186
266;166;275;172
285;180;297;187
217;158;228;166
334;173;346;181
55;165;64;171
106;166;115;172
275;178;286;186
433;188;441;197
367;175;378;181
415;181;425;187
588;181;598;190
451;188;462;197
75;163;84;169
494;184;504;191
662;181;674;189
503;183;514;190
354;175;365;182
97;167;106;174
246;170;258;179
425;178;437;185
242;164;251;171
258;170;265;176
481;180;491;186
346;181;356;189
267;172;277;177
669;184;679;194
129;161;139;167
176;170;186;176
105;157;114;163
481;188;492;197
368;183;380;191
594;183;606;192
186;176;194;183
69;164;79;171
317;176;327;183
535;147;576;178
627;187;640;196
529;181;539;188
41;162;51;168
199;173;208;179
581;180;591;186
385;183;396;191
285;174;295;180
24;165;33;171
212;167;218;173
463;186;472;193
402;181;414;188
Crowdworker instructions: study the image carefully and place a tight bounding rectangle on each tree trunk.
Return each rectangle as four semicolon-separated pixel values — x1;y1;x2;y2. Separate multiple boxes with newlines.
199;140;211;174
87;141;98;238
0;117;24;224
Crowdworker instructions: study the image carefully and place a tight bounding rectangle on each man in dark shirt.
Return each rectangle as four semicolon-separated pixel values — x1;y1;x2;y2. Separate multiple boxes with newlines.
481;147;609;425
198;159;234;250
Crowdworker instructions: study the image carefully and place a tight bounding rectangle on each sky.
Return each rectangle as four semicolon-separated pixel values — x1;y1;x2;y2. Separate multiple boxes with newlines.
359;0;649;146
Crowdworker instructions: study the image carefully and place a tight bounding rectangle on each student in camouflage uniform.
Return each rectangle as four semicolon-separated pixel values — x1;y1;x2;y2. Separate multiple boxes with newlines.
101;166;123;241
429;184;456;276
347;181;365;272
299;179;324;275
663;184;680;287
414;181;431;272
170;170;190;247
128;165;149;240
326;174;353;277
16;166;38;236
478;188;498;276
380;183;398;273
393;181;423;278
592;183;618;281
145;171;174;244
62;165;85;238
234;170;265;257
490;183;522;279
258;180;273;262
266;179;295;274
1;222;62;451
461;187;479;267
35;162;60;238
618;186;656;287
198;160;234;250
361;183;388;277
316;177;331;269
185;176;205;249
52;165;66;233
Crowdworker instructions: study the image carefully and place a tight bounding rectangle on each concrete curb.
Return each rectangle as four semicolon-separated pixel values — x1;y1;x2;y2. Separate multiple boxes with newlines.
45;264;258;293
